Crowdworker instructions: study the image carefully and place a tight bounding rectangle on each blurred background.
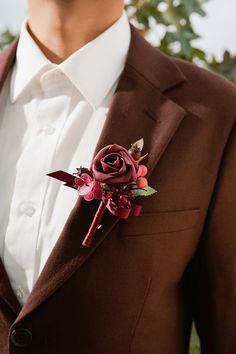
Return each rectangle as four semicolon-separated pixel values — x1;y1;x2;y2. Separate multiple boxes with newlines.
1;0;235;61
1;0;236;82
0;1;234;353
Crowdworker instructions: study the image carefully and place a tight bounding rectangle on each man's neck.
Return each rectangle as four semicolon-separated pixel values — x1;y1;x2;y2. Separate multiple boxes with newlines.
27;0;124;64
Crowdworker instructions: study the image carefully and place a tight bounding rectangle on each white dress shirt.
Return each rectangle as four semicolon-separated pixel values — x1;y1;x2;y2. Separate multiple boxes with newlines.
0;11;131;305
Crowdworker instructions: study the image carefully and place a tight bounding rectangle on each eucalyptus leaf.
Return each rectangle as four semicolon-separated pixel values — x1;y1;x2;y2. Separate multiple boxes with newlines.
132;185;157;197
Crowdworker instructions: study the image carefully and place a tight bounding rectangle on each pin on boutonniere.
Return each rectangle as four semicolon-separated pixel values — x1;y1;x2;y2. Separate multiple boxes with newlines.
47;139;157;247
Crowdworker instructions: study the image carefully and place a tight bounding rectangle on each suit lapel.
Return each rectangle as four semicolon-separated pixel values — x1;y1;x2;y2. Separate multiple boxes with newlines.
0;25;187;321
0;259;21;314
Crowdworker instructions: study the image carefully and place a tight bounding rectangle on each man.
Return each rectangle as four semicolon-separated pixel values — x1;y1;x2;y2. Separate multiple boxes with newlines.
0;0;235;353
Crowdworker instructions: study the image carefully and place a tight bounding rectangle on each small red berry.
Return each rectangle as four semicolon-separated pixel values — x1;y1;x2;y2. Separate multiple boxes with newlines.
137;177;148;188
137;165;148;177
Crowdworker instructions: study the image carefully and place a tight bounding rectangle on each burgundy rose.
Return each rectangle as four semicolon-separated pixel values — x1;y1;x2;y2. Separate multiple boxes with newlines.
92;144;139;185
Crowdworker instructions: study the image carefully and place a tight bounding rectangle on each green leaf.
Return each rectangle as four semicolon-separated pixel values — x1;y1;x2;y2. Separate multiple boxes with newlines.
131;185;157;197
180;0;207;17
103;183;111;191
0;30;16;51
191;47;206;60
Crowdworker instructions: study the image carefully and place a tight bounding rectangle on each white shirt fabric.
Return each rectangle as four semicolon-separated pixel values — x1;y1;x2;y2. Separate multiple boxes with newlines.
0;11;131;306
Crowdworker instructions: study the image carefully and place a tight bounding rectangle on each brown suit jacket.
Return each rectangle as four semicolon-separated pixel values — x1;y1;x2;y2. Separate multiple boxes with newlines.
0;24;236;354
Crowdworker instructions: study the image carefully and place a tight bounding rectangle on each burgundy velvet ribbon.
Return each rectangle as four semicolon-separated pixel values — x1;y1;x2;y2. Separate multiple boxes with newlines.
82;200;107;247
106;199;142;219
47;170;77;189
82;200;142;247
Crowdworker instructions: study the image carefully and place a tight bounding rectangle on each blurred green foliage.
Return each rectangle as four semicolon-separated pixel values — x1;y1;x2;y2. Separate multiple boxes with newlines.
125;0;236;83
126;0;207;61
0;30;15;51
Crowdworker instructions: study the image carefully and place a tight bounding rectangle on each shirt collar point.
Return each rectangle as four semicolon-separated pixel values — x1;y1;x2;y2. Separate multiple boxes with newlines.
10;89;20;103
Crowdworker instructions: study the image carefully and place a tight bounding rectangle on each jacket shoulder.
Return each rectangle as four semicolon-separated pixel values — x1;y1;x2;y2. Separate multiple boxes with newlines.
173;57;236;101
170;57;236;122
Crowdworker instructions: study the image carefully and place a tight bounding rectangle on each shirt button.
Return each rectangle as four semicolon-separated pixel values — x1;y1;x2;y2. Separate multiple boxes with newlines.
10;328;32;348
38;125;55;135
19;202;36;217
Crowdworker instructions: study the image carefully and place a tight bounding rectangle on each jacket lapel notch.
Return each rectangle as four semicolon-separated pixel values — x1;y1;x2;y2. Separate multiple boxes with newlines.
145;90;187;175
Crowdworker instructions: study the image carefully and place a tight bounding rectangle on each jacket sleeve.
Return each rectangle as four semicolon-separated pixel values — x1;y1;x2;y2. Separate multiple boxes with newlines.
192;122;236;353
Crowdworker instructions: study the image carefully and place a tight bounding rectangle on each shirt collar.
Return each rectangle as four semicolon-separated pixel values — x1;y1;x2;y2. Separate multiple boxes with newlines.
11;11;131;108
10;22;53;103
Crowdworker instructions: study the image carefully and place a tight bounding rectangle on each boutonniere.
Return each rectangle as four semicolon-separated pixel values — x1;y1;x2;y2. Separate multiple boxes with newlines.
47;139;157;247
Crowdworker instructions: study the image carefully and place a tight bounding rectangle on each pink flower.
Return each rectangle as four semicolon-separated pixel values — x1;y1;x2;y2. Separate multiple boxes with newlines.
75;173;103;201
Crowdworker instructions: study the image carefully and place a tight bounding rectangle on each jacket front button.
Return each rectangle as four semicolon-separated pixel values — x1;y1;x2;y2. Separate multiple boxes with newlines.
10;328;32;347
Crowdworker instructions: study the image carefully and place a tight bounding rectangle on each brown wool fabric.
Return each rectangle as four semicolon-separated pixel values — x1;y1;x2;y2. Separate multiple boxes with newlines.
0;24;236;354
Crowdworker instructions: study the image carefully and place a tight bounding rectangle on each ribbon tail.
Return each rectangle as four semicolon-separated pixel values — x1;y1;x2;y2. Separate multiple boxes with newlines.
47;170;77;189
106;199;142;219
82;200;107;247
130;202;142;216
